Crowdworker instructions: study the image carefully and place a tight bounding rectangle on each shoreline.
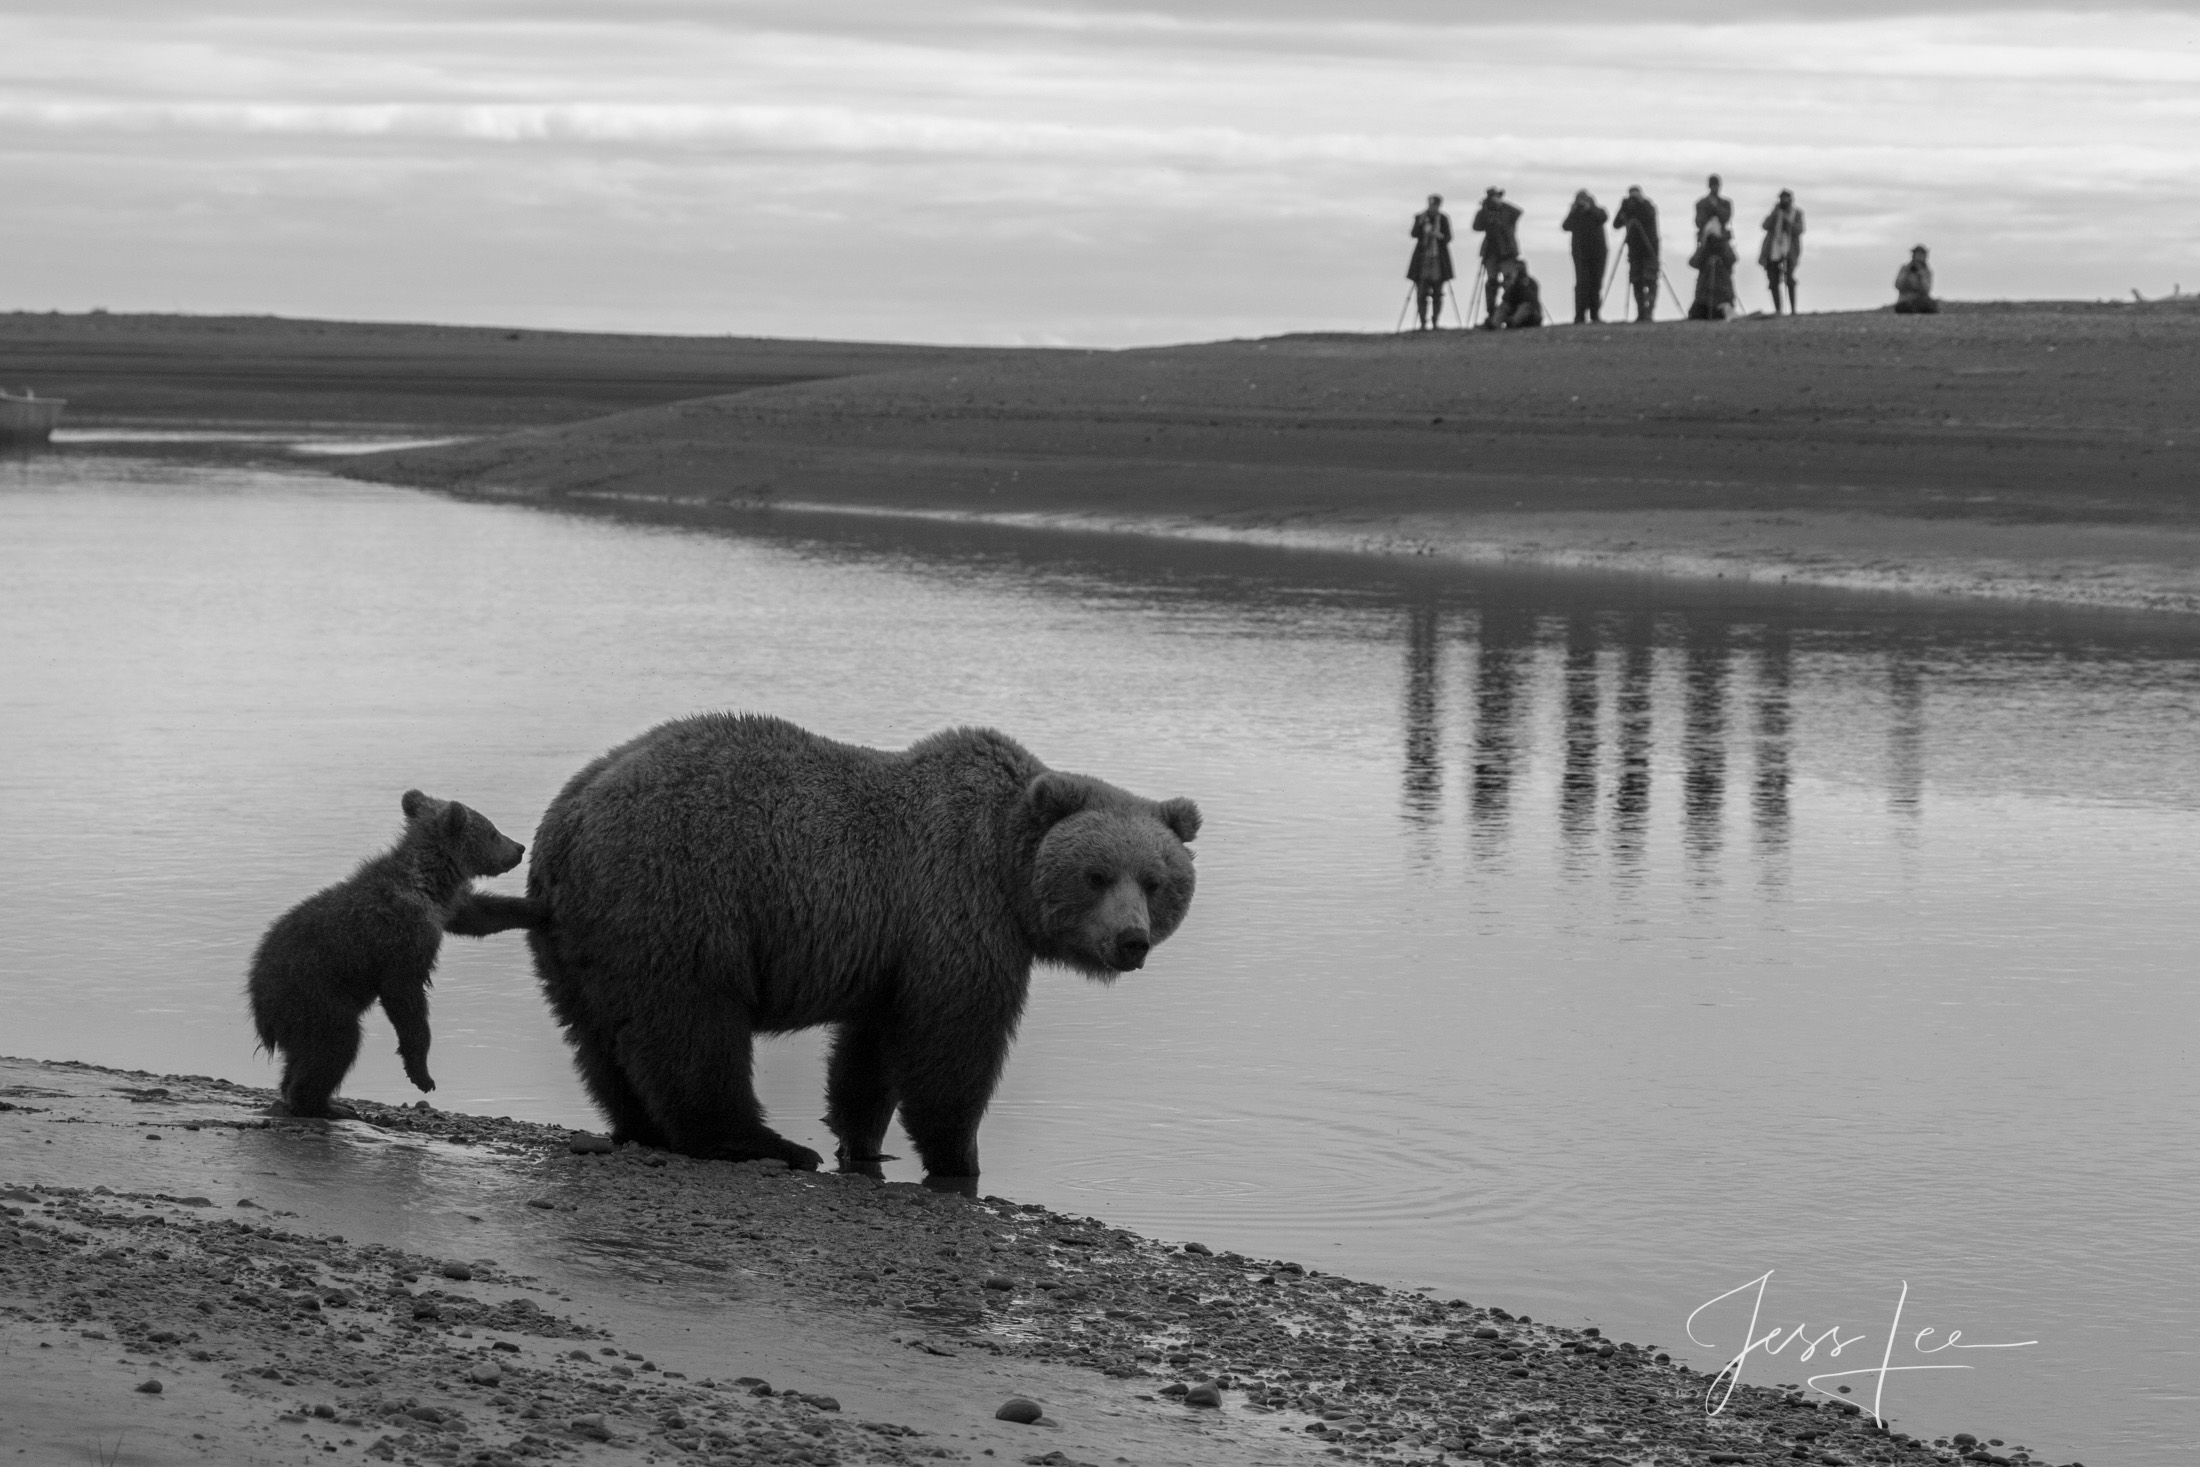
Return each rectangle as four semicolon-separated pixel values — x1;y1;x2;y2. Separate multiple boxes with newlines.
0;1056;2048;1467
504;486;2200;620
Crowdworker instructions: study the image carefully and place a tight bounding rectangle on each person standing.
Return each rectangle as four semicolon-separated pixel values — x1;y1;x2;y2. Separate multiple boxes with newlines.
1472;187;1523;327
1612;186;1661;321
1894;245;1939;313
1689;217;1738;320
1695;174;1733;235
1562;190;1609;324
1408;195;1455;330
1759;189;1804;315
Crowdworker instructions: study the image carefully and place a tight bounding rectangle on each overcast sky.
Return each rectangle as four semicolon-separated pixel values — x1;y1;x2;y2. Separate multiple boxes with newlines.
3;1;2196;344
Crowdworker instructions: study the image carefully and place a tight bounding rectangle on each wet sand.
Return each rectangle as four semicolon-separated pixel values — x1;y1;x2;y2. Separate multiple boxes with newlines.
2;1057;2043;1467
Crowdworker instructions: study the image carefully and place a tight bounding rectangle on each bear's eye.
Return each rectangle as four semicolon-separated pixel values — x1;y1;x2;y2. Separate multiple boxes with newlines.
1139;875;1159;896
1085;870;1109;890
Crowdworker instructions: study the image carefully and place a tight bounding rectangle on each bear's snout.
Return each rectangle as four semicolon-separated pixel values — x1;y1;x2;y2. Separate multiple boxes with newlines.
1111;930;1152;970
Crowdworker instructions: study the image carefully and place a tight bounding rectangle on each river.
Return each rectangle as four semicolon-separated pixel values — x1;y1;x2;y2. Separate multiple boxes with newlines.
3;448;2194;1464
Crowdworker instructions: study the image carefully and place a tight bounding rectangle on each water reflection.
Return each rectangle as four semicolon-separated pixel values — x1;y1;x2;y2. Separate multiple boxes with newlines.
1469;606;1533;852
1682;619;1731;880
1889;648;1927;822
1752;628;1794;884
1560;616;1600;863
1402;603;1444;830
1613;615;1657;881
1383;598;1958;889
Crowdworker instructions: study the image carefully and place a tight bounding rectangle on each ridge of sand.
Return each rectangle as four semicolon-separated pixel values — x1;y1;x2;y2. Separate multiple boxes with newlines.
334;302;2200;617
0;1057;2038;1467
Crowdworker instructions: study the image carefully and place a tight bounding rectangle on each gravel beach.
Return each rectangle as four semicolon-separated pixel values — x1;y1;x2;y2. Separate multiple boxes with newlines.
0;1058;2063;1467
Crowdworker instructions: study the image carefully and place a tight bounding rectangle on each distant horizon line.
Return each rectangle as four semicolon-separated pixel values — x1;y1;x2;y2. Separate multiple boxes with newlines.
4;295;2194;355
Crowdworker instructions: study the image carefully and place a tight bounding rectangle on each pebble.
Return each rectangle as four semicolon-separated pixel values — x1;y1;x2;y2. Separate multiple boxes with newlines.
567;1133;615;1155
1180;1241;1212;1256
996;1397;1044;1424
134;1379;162;1394
440;1261;472;1281
984;1275;1015;1291
468;1362;502;1385
1183;1383;1223;1408
570;1413;612;1441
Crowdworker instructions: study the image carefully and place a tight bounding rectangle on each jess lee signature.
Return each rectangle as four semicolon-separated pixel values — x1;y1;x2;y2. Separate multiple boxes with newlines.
1687;1271;2037;1427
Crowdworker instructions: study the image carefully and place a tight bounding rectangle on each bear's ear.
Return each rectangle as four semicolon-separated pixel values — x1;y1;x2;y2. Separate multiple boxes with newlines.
442;801;472;839
401;789;430;820
1023;772;1090;828
1157;797;1202;844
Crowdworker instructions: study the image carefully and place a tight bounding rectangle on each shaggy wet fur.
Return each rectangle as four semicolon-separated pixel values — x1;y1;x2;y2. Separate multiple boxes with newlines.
246;791;525;1118
501;714;1199;1181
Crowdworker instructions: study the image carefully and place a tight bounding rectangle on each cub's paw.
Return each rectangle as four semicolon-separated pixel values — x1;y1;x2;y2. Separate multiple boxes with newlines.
404;1068;437;1094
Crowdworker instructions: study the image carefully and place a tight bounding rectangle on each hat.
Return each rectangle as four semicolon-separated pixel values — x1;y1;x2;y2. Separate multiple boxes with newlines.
1912;243;1930;254
1778;189;1793;200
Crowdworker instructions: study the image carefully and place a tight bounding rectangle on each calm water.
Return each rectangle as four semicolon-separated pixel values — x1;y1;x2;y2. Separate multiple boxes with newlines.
4;453;2196;1464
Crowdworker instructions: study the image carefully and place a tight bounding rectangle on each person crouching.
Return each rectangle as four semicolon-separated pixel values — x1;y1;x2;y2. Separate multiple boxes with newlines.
1496;260;1545;328
1895;245;1939;314
1689;218;1738;320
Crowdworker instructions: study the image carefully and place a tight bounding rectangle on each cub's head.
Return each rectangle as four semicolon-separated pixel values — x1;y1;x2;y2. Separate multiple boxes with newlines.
400;789;526;878
1023;772;1200;980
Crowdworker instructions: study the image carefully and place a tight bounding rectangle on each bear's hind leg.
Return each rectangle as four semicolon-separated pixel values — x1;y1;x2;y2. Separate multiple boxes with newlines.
620;1006;821;1169
567;1031;670;1149
278;1008;363;1120
825;1017;900;1174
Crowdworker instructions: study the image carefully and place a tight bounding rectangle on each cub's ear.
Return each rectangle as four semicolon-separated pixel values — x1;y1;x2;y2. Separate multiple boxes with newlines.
442;801;472;838
401;789;431;820
1157;797;1202;844
1023;772;1090;828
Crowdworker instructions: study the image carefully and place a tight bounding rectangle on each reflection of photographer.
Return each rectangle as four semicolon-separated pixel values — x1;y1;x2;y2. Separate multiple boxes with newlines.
1407;194;1454;331
1472;187;1523;327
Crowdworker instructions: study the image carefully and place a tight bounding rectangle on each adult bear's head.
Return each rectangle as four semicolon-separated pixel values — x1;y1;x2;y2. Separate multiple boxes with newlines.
1022;771;1200;980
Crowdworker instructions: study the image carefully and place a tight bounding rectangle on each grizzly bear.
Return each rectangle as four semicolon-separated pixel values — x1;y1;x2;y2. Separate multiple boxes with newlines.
246;790;526;1118
459;714;1200;1182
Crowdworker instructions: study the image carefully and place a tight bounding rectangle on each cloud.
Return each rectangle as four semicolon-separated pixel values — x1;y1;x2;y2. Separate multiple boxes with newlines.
2;3;2197;342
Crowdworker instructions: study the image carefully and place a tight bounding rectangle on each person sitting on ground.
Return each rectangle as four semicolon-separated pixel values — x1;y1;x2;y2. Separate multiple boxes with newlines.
1408;194;1455;330
1689;218;1738;320
1613;186;1661;321
1894;245;1939;314
1695;174;1733;235
1562;190;1610;324
1473;187;1524;327
1497;260;1545;329
1759;189;1804;316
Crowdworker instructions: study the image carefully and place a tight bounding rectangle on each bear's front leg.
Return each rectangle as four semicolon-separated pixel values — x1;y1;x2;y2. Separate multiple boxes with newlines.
892;1006;1014;1184
380;983;436;1094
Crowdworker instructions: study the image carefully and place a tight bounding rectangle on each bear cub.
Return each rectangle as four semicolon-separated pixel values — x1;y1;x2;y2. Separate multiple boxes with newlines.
246;789;525;1118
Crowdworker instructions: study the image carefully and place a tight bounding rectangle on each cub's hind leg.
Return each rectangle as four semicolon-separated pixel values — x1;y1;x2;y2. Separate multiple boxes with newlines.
277;999;364;1119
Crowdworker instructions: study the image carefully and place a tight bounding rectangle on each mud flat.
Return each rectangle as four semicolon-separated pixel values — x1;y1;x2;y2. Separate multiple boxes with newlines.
334;299;2200;616
0;1058;2056;1467
0;312;1023;432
